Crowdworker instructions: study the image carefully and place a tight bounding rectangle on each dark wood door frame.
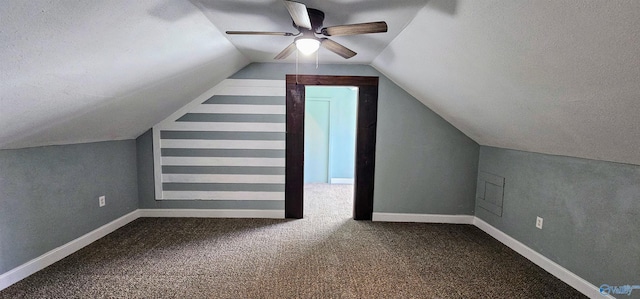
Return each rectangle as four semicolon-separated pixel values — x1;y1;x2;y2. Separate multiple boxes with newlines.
285;75;379;220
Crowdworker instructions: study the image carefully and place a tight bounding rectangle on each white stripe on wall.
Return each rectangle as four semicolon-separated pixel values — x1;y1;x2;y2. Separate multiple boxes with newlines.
162;157;285;167
162;191;285;200
197;104;285;115
216;80;285;97
221;79;285;88
158;122;285;132
152;128;163;201
161;139;285;150
138;209;285;219
155;80;285;127
216;86;284;97
153;79;288;201
162;174;285;184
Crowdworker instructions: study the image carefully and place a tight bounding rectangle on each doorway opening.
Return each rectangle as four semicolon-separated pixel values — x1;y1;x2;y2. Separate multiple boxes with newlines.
303;86;358;219
285;75;379;220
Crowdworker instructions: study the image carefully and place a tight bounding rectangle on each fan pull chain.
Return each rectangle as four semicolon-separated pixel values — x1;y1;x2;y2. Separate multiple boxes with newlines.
295;49;299;84
316;50;319;69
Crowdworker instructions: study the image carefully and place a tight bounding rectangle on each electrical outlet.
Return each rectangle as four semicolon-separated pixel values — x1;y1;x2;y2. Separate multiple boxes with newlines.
99;196;106;207
536;216;543;229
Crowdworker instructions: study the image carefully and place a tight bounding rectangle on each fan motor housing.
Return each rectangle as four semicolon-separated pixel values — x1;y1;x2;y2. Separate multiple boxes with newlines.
292;8;325;31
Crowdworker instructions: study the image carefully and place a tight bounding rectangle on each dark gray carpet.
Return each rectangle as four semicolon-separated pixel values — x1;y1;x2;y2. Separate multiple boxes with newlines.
1;184;585;298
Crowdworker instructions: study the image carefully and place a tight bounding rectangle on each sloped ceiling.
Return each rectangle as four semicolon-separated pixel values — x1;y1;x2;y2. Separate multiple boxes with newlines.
373;0;640;166
2;1;640;167
0;1;248;149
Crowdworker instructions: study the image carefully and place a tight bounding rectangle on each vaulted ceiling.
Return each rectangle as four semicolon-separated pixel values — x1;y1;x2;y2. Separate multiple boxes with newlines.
2;0;639;166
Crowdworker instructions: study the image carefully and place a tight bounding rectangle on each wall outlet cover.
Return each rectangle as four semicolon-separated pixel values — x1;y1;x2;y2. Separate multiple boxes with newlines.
536;216;543;229
99;196;106;207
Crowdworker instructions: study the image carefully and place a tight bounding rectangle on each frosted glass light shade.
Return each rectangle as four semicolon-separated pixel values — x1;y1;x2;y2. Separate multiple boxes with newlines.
295;38;320;55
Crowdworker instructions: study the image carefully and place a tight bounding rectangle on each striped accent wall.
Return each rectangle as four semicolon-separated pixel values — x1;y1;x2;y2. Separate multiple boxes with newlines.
153;79;286;202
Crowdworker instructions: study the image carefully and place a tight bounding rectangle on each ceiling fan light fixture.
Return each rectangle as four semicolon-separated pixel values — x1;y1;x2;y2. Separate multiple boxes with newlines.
227;1;388;60
295;38;320;55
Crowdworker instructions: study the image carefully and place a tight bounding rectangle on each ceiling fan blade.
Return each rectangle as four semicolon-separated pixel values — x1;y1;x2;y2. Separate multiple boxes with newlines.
283;0;312;30
226;31;295;36
321;21;388;37
320;38;356;59
274;43;298;60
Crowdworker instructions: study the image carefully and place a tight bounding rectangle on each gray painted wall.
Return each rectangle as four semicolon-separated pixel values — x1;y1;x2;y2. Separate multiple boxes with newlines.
0;140;138;273
476;146;640;286
234;63;480;214
136;62;479;214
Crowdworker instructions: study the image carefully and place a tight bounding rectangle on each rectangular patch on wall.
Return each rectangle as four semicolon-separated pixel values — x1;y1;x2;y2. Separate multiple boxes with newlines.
476;172;505;216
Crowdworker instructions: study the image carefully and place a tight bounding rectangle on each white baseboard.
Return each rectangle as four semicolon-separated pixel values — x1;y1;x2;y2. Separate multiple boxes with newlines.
0;209;608;299
372;212;475;224
372;213;608;299
0;208;284;291
0;210;140;291
472;218;611;299
330;178;354;184
138;209;285;219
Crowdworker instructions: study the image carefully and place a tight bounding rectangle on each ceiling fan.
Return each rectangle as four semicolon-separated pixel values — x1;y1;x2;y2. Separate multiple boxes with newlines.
225;0;388;60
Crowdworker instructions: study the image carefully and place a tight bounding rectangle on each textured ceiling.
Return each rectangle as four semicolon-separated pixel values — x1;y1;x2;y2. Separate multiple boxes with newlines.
196;0;428;63
2;0;640;166
373;0;640;165
0;1;248;149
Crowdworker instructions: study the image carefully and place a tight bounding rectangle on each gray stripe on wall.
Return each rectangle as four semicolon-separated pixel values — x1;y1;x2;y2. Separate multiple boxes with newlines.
204;95;284;105
163;183;285;192
177;113;285;123
163;200;284;210
162;166;285;175
155;82;289;203
161;131;285;140
161;149;285;158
